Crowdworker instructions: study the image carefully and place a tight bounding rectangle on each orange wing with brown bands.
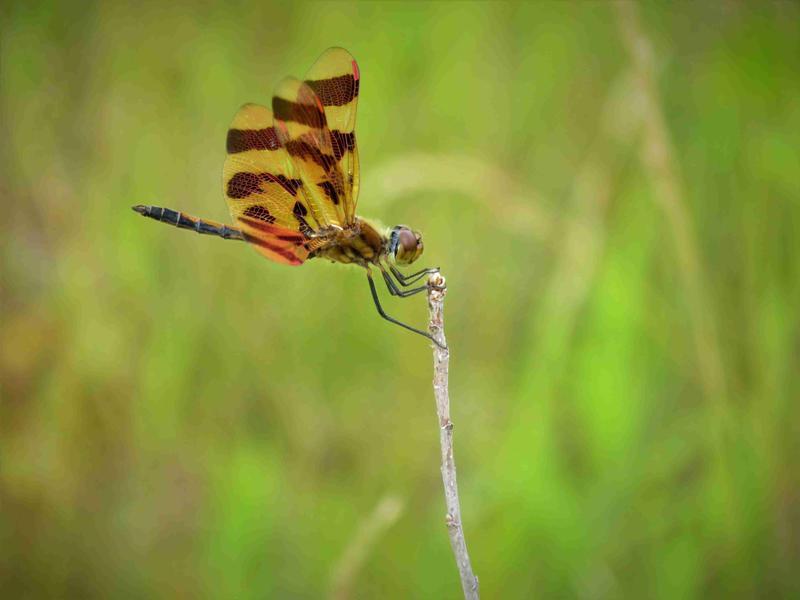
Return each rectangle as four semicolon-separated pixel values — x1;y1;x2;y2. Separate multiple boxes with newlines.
272;77;349;229
272;47;361;229
223;103;320;265
303;47;360;225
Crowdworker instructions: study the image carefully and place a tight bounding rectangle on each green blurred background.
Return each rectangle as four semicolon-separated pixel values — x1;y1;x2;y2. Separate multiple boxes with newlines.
2;1;799;598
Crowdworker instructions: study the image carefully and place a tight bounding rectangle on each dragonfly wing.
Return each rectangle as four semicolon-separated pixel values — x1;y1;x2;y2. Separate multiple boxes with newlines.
272;77;349;230
303;47;360;225
223;103;327;265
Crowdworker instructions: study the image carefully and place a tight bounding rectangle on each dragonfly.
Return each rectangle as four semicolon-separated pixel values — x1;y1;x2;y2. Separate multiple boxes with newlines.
133;48;443;347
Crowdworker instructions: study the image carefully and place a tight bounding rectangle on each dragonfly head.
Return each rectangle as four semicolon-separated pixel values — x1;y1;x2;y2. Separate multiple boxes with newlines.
388;225;424;265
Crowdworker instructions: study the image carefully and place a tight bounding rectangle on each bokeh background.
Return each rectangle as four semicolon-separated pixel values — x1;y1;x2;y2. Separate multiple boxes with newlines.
2;1;799;598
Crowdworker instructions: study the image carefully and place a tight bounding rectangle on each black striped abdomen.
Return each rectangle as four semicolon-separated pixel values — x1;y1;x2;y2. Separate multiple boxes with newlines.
132;205;244;240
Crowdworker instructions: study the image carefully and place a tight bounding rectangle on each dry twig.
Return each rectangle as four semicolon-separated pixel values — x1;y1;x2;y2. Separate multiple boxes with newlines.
428;273;479;599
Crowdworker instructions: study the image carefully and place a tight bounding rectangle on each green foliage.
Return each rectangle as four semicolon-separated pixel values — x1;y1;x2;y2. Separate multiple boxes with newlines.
2;1;799;597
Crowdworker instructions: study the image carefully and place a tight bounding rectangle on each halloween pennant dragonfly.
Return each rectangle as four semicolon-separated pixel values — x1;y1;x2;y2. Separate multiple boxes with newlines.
133;48;442;346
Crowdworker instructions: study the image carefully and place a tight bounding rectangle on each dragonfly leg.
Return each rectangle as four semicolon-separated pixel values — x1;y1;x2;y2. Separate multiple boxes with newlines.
388;263;440;287
366;269;446;349
379;264;429;298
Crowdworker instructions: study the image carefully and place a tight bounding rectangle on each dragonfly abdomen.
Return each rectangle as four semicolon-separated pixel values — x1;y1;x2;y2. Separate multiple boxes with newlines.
132;205;244;241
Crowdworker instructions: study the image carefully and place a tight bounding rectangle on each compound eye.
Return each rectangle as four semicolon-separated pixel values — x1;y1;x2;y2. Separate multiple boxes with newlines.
397;228;419;254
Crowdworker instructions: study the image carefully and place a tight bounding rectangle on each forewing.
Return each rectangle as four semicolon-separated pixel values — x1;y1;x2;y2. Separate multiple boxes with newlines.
223;103;320;265
272;77;350;229
304;47;360;224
